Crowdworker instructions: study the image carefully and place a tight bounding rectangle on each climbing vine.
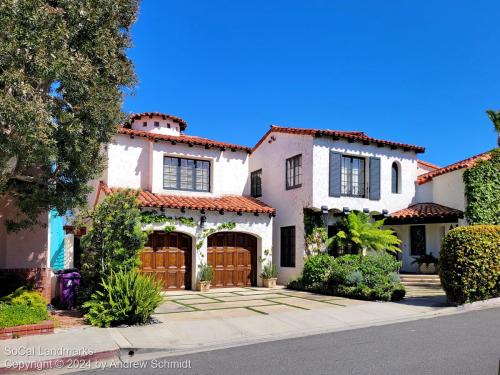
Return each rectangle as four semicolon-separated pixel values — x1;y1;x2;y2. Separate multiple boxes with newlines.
464;149;500;225
196;222;237;250
140;212;196;233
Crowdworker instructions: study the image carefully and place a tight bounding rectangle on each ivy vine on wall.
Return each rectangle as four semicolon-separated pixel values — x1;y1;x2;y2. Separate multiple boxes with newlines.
196;222;237;250
140;212;196;233
463;149;500;225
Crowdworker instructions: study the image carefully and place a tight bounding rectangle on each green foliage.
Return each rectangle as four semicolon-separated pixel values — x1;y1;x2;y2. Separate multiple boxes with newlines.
140;212;196;228
463;150;500;225
196;222;236;250
290;253;405;302
305;227;328;255
486;109;500;147
0;304;49;329
440;225;500;305
83;268;163;328
335;212;401;254
79;191;147;303
198;263;214;282
261;263;278;279
1;288;47;310
302;254;336;287
0;0;138;231
412;252;439;266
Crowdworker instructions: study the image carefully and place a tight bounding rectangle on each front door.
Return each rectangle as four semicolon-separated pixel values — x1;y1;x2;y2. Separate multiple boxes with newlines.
140;232;192;290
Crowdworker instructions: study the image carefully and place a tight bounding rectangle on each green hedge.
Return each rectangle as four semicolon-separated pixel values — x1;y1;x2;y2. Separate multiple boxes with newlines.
289;253;405;302
440;225;500;304
0;304;48;329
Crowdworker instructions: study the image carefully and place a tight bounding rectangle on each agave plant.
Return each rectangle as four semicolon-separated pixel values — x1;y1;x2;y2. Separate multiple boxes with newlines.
334;212;401;257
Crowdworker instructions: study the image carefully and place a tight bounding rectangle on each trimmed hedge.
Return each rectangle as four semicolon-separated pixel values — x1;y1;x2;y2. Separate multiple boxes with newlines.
0;304;48;329
440;225;500;304
289;253;405;302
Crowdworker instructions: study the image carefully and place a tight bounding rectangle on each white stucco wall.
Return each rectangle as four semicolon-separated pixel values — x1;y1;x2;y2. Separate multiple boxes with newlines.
428;170;466;212
130;115;183;136
250;132;315;284
312;138;419;213
142;208;273;288
105;134;250;197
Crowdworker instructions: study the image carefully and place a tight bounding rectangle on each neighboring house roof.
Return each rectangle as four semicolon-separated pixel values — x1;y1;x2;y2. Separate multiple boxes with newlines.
126;112;188;131
417;160;440;170
253;125;426;153
118;128;252;153
389;203;463;220
97;182;276;215
417;151;493;185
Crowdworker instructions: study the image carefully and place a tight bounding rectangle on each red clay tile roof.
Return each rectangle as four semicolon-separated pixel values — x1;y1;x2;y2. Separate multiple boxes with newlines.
389;203;463;219
417;160;440;170
98;182;276;215
417;151;492;185
253;125;425;153
127;112;188;131
118;128;252;153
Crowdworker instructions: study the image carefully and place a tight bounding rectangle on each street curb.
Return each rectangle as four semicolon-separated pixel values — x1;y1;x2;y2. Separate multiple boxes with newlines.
0;349;119;374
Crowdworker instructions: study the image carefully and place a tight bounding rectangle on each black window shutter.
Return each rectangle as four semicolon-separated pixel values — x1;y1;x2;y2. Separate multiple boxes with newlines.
369;157;381;200
329;152;342;197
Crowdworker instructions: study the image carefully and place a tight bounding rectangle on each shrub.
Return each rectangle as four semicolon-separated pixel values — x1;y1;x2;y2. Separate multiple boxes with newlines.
83;269;163;328
290;253;405;302
0;304;48;329
440;225;500;304
1;289;47;310
302;254;336;287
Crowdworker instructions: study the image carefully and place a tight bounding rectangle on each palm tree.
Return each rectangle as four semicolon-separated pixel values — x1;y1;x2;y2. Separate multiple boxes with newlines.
486;109;500;147
334;212;401;259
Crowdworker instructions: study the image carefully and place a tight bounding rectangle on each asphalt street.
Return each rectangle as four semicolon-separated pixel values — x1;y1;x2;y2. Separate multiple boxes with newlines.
73;307;500;375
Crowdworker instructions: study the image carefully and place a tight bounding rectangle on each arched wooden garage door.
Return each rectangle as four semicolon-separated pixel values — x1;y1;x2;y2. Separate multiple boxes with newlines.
140;232;192;290
207;232;257;288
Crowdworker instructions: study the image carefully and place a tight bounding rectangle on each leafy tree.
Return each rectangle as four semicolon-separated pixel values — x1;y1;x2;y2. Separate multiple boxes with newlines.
0;0;138;231
79;191;147;303
335;212;401;257
486;109;500;147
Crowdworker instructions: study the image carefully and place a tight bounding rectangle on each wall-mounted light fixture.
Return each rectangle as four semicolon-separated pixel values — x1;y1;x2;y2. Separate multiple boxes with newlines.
321;206;329;227
363;208;370;214
200;215;207;229
343;207;351;215
382;209;389;217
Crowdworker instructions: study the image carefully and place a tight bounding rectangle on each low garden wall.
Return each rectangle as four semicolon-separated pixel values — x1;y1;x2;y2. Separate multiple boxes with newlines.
0;321;54;340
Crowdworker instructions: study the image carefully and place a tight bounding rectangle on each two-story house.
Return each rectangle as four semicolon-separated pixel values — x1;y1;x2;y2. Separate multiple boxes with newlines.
86;113;275;291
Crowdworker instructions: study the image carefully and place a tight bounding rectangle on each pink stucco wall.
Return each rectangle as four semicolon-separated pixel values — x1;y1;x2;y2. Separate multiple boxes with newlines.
0;196;48;269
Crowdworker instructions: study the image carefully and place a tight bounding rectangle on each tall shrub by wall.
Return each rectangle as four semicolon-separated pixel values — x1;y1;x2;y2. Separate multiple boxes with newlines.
463;150;500;225
440;225;500;304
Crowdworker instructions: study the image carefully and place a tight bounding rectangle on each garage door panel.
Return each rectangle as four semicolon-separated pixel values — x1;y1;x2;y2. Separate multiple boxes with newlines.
140;232;192;291
208;232;257;288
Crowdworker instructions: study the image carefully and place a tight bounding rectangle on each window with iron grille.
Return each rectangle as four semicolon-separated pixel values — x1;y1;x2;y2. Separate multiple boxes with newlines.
163;156;210;192
341;156;366;197
251;169;262;198
280;226;296;267
410;225;426;256
286;154;302;190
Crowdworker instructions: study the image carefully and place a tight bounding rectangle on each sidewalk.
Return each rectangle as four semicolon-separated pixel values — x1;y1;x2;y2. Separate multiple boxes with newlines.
0;292;499;373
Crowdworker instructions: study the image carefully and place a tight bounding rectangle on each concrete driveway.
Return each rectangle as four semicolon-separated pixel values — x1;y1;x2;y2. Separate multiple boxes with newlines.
156;287;368;317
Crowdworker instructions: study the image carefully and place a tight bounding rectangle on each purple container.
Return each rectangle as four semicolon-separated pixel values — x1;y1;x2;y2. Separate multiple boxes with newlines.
58;272;81;309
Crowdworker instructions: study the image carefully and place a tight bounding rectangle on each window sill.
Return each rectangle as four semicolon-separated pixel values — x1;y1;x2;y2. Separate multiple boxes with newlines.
286;184;302;191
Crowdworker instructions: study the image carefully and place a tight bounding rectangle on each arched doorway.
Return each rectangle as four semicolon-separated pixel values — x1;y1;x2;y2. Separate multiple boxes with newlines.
207;232;257;288
140;232;192;290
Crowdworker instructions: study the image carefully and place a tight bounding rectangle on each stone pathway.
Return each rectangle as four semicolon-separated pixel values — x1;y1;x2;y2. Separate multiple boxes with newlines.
156;287;366;317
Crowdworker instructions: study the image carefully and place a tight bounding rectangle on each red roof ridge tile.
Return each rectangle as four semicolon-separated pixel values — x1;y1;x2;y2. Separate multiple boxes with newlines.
417;160;440;170
253;125;425;153
417;150;493;185
389;203;463;219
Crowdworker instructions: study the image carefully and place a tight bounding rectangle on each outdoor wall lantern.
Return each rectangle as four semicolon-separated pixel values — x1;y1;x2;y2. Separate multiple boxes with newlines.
200;215;207;229
343;207;351;215
382;209;389;217
321;206;329;227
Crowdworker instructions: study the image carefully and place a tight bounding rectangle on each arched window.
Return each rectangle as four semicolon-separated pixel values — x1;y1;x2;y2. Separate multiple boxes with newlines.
391;162;399;194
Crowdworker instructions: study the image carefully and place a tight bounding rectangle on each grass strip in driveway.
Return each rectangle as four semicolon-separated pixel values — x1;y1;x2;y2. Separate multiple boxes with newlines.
263;299;310;310
246;307;269;315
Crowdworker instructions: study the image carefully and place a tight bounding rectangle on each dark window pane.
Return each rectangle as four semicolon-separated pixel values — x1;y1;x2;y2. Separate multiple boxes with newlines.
392;162;399;194
163;156;211;192
410;226;426;256
286;155;302;190
341;156;365;197
251;169;262;197
280;226;296;267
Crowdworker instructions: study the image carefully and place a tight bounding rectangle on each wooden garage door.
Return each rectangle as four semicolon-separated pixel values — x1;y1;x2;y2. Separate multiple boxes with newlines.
207;232;257;288
140;232;192;290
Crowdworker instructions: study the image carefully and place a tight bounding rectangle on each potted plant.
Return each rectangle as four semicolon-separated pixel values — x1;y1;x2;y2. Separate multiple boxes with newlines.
197;263;213;292
412;252;439;274
261;263;278;288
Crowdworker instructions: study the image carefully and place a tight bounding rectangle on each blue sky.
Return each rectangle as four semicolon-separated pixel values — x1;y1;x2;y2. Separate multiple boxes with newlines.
124;1;500;166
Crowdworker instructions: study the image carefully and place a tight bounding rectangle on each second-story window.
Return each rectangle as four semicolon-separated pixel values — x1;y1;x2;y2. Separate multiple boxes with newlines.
251;169;262;198
341;156;365;197
163;156;210;192
392;162;400;194
286;154;302;190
